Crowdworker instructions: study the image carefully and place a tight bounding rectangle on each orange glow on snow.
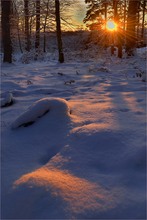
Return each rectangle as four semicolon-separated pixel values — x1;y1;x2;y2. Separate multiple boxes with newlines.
122;92;144;113
69;99;119;130
14;167;121;213
106;21;117;31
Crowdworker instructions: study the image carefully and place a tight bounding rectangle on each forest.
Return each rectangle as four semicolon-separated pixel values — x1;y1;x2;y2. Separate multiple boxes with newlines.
1;0;147;63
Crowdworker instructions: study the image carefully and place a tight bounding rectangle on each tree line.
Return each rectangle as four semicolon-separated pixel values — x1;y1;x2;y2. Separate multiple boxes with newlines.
1;0;146;63
1;0;76;63
84;0;146;57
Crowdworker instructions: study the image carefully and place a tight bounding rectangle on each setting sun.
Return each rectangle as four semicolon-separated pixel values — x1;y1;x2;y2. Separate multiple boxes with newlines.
106;21;117;31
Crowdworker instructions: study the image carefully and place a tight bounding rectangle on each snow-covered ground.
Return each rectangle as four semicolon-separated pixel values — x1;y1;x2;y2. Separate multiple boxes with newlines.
1;47;146;219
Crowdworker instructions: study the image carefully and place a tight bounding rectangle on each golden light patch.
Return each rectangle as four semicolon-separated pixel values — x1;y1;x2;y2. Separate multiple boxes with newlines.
13;167;121;214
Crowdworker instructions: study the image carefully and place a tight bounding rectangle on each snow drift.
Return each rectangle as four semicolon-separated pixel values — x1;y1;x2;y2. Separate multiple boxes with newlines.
11;97;71;129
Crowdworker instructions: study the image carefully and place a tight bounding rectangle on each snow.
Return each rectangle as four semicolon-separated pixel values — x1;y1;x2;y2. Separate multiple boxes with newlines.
1;46;146;219
11;97;70;129
1;91;14;107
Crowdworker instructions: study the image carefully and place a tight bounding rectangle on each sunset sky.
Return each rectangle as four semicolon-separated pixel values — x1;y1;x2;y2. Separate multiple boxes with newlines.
69;0;87;29
74;0;86;23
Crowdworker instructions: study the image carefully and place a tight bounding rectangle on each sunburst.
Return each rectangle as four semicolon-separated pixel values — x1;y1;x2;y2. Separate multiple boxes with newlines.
106;21;117;31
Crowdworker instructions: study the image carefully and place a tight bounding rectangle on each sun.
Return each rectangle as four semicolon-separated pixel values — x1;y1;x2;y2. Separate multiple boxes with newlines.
106;21;117;31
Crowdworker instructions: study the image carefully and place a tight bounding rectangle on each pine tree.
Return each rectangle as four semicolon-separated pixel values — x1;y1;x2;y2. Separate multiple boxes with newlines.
84;0;110;29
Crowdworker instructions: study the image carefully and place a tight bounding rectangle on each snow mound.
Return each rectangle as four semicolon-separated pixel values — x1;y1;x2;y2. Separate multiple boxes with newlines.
11;97;70;129
13;167;122;218
1;92;14;107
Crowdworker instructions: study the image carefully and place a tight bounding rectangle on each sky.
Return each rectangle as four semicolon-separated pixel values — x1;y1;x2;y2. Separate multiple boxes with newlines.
70;0;87;29
74;0;86;22
70;0;147;31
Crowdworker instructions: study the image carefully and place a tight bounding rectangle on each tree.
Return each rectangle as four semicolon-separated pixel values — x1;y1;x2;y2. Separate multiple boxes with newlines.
35;0;40;49
41;0;50;52
110;0;119;56
12;1;23;53
141;0;146;39
84;0;108;27
55;0;64;63
24;0;31;51
113;0;122;58
126;0;140;55
1;0;13;63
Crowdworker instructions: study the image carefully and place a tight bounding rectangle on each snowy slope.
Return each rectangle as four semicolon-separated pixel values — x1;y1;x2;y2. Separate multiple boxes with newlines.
1;48;146;219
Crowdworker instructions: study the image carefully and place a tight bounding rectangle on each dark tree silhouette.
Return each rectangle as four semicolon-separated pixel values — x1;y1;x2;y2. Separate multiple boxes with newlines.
42;0;50;53
55;0;64;63
126;0;140;55
1;0;12;63
141;0;146;39
24;0;31;51
35;0;40;49
113;0;122;58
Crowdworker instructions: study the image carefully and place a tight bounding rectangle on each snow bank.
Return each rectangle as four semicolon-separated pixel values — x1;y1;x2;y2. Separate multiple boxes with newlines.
11;97;71;129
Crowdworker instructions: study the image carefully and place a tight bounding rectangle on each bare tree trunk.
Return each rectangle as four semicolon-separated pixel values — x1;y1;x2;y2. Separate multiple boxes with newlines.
104;2;107;48
113;0;122;58
118;30;123;58
24;0;31;51
55;0;64;63
123;0;127;31
113;0;118;21
141;0;146;39
43;26;46;53
126;0;139;55
1;0;12;63
35;0;40;50
13;1;23;53
104;3;107;27
17;23;23;54
43;0;49;53
111;0;118;55
137;10;140;41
